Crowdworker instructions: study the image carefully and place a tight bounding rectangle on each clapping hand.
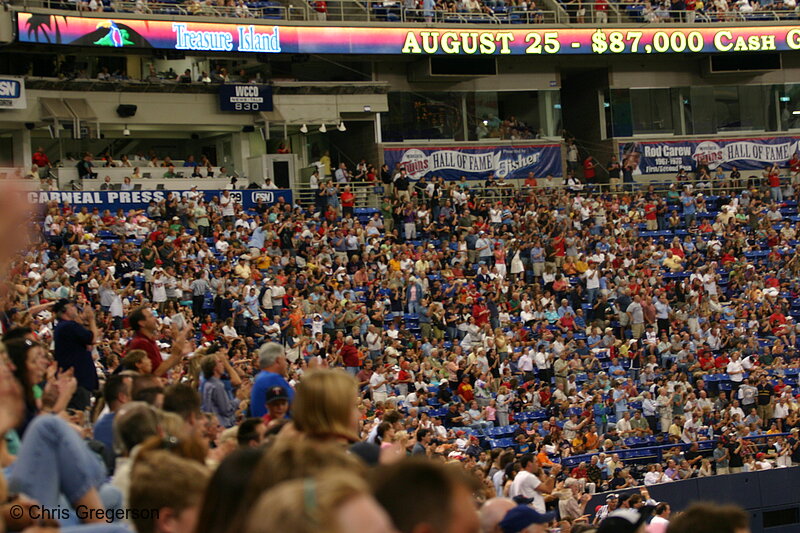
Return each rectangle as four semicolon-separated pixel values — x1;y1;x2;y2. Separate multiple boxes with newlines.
56;367;78;395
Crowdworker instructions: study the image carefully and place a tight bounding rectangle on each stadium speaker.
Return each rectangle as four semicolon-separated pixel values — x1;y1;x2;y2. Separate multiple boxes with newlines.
24;122;35;130
191;133;200;140
242;125;256;133
116;105;138;118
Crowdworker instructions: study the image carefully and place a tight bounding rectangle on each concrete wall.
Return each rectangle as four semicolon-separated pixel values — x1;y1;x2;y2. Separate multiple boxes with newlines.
587;467;800;533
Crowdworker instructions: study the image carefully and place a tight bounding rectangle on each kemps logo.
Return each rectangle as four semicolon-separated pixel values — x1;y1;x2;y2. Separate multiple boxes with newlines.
692;141;724;169
399;149;430;179
252;191;274;203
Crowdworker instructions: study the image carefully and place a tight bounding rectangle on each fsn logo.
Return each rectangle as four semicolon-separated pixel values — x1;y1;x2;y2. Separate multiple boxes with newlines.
252;192;274;203
0;80;21;98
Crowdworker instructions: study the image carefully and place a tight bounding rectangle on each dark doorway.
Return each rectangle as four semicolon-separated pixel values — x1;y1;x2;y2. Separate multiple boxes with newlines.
272;160;290;189
560;68;612;165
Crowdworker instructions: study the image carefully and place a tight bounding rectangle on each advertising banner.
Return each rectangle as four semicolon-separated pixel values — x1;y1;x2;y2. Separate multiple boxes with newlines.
620;137;800;175
219;84;273;112
17;13;800;56
25;189;292;211
383;144;562;180
0;77;26;109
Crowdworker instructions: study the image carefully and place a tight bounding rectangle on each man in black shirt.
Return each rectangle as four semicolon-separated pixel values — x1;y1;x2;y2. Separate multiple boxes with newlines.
607;155;621;190
53;299;100;411
756;377;774;423
394;169;410;202
76;153;95;180
728;438;745;474
788;429;800;464
684;442;703;468
443;403;463;428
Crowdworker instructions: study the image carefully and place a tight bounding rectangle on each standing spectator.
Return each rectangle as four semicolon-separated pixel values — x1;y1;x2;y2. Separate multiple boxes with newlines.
566;141;579;173
53;298;99;411
220;190;236;224
626;295;645;339
583;155;598;183
201;354;242;428
341;186;355;218
510;455;561;514
32;146;51;178
595;0;609;22
394;169;411;202
125;306;186;377
335;163;349;184
766;163;783;203
250;342;294;418
191;273;210;318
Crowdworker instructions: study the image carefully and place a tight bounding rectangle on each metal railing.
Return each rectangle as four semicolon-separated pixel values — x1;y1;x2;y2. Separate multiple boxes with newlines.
610;1;798;23
296;180;382;209
379;6;561;24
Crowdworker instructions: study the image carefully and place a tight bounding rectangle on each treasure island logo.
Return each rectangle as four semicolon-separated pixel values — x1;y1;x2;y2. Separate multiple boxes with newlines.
94;21;134;47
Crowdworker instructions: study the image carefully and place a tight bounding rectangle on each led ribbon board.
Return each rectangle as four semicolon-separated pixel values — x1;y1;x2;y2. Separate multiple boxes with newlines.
17;13;800;55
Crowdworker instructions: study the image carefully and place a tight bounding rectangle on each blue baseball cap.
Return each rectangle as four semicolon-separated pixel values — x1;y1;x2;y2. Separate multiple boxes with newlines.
499;505;556;533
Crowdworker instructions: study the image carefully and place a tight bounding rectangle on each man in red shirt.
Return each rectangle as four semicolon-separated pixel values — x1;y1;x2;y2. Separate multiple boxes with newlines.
583;156;598;183
768;164;783;203
339;335;362;375
594;0;609;23
644;201;658;231
32;147;51;178
457;376;474;403
340;186;355;218
552;233;566;267
126;306;186;377
790;152;800;184
769;309;788;336
472;298;490;327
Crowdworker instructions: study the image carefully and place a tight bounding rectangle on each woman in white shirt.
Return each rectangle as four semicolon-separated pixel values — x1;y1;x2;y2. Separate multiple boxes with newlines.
222;318;239;342
151;269;167;310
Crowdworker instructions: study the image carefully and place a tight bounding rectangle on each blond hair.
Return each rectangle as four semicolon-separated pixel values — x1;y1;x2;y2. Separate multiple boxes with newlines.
244;469;368;533
250;439;364;492
293;369;359;442
225;439;364;533
129;450;210;533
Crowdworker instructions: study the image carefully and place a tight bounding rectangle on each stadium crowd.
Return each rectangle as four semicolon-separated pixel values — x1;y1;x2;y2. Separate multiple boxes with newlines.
0;151;797;532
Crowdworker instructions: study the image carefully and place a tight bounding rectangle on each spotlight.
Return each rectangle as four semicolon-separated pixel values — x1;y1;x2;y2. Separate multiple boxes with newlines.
337;121;346;132
300;124;308;133
319;124;327;133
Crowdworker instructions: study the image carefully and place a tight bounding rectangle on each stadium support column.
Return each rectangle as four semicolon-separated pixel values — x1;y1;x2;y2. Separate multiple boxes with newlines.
539;92;557;138
12;129;31;170
230;132;251;179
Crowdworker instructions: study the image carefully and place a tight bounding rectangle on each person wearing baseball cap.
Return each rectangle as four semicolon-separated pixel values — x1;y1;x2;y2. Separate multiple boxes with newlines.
262;385;290;424
499;505;556;533
594;493;619;523
53;298;99;411
597;508;650;533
